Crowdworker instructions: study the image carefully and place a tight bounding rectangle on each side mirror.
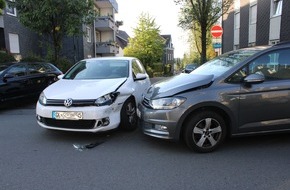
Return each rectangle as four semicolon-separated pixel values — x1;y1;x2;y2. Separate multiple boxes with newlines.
3;73;14;82
243;73;265;84
57;74;64;80
134;73;147;81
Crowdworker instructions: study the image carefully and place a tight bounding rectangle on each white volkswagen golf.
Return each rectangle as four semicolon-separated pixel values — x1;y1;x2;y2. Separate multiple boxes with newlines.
36;57;151;132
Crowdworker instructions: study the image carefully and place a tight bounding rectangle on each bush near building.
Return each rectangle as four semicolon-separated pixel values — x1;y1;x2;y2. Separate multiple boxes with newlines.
0;51;16;63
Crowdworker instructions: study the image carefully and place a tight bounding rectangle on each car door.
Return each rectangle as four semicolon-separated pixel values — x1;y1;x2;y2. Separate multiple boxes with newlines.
1;64;28;101
131;59;150;104
237;48;290;133
26;63;49;94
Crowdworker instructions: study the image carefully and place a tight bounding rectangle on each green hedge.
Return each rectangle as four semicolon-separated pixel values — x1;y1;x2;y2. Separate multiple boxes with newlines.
54;57;73;73
0;51;16;63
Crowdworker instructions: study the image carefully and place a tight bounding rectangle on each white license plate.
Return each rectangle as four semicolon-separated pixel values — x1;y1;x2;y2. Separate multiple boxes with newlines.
52;111;83;120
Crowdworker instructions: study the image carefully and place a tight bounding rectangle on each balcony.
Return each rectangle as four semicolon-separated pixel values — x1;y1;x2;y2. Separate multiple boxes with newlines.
95;0;118;12
96;41;119;54
95;16;116;31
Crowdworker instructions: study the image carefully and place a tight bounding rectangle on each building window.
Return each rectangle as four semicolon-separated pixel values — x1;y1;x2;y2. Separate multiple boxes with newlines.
249;4;257;24
234;0;240;29
6;0;16;16
234;12;240;29
86;27;91;43
272;0;283;16
8;33;20;53
234;0;240;12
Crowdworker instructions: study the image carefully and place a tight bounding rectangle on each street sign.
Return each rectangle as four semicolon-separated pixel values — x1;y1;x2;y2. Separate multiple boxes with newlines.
211;25;223;38
213;43;222;49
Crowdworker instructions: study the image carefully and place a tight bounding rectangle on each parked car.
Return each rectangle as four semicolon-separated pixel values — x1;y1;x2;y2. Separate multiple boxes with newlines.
0;62;62;104
183;63;198;73
138;42;290;153
36;57;151;132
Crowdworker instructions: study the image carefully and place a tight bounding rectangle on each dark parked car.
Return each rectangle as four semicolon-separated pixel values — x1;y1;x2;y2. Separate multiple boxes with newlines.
184;63;198;73
0;62;62;103
138;42;290;153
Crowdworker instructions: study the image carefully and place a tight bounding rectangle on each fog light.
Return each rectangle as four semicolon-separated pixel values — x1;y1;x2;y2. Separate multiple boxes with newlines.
36;115;41;121
102;117;110;126
155;125;168;131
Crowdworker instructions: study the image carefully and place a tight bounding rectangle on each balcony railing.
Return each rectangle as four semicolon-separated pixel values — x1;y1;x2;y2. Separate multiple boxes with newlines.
96;41;119;54
95;16;116;31
95;0;118;12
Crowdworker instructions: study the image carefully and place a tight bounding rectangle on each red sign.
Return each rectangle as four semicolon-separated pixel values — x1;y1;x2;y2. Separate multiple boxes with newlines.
211;25;223;38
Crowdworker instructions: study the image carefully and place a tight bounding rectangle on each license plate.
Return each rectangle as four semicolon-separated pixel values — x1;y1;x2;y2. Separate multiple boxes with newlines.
52;111;83;120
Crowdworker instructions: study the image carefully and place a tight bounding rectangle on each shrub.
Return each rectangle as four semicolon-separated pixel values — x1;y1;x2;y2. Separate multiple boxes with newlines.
21;54;44;62
164;64;172;76
53;57;73;73
153;72;163;77
152;62;163;72
0;51;16;63
146;66;154;78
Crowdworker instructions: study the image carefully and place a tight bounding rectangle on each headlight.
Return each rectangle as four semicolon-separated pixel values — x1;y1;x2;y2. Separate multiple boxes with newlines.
150;97;186;110
95;92;119;106
38;92;47;105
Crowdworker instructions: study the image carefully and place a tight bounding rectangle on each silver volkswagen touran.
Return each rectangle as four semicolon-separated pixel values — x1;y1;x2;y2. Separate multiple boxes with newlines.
138;42;290;152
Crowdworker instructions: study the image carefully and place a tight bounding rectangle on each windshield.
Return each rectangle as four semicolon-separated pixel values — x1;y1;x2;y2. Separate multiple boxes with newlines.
191;49;261;77
64;60;129;80
186;64;196;69
0;64;11;75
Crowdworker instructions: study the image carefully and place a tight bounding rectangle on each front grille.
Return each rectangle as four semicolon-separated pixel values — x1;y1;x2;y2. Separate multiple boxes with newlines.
41;117;96;129
142;97;152;108
46;99;96;107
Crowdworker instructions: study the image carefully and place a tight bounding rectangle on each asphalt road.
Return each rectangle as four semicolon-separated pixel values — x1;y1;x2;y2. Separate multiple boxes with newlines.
1;80;290;190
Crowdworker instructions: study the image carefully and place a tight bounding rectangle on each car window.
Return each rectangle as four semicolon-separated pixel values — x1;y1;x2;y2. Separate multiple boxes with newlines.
228;48;290;83
186;64;196;69
132;59;145;77
192;49;259;78
6;64;27;77
64;60;129;80
27;63;44;74
40;63;54;72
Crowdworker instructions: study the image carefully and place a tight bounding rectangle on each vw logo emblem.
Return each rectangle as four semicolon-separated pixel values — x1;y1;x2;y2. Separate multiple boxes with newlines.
64;98;73;107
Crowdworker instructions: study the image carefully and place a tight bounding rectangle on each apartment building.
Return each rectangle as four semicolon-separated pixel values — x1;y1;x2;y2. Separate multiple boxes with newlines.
61;0;120;62
161;35;174;73
0;1;41;60
0;0;174;67
0;0;120;62
222;0;290;53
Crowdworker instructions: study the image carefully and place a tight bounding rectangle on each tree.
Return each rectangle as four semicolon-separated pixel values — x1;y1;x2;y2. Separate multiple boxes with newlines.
10;0;96;62
124;13;165;69
0;0;5;15
175;0;233;64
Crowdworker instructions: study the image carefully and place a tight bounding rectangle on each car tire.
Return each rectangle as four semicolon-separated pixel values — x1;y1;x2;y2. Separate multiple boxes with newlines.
120;98;138;131
184;111;226;153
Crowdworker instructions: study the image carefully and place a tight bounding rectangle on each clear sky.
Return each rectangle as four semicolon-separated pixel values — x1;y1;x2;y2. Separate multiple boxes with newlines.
115;0;188;58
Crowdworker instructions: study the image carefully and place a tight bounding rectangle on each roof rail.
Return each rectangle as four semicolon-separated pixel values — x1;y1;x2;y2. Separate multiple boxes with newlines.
273;41;290;47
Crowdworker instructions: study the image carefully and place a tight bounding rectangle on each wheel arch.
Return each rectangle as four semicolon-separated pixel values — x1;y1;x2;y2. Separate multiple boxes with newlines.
177;102;235;140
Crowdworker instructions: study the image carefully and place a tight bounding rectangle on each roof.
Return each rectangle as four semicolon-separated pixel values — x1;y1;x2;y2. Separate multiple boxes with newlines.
116;30;130;49
161;35;172;46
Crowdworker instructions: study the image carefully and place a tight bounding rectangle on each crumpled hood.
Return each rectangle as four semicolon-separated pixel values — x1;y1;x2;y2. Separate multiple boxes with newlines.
43;78;127;99
146;74;214;99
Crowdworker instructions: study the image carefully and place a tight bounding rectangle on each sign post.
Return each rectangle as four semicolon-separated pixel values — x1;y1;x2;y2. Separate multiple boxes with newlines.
211;25;223;55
